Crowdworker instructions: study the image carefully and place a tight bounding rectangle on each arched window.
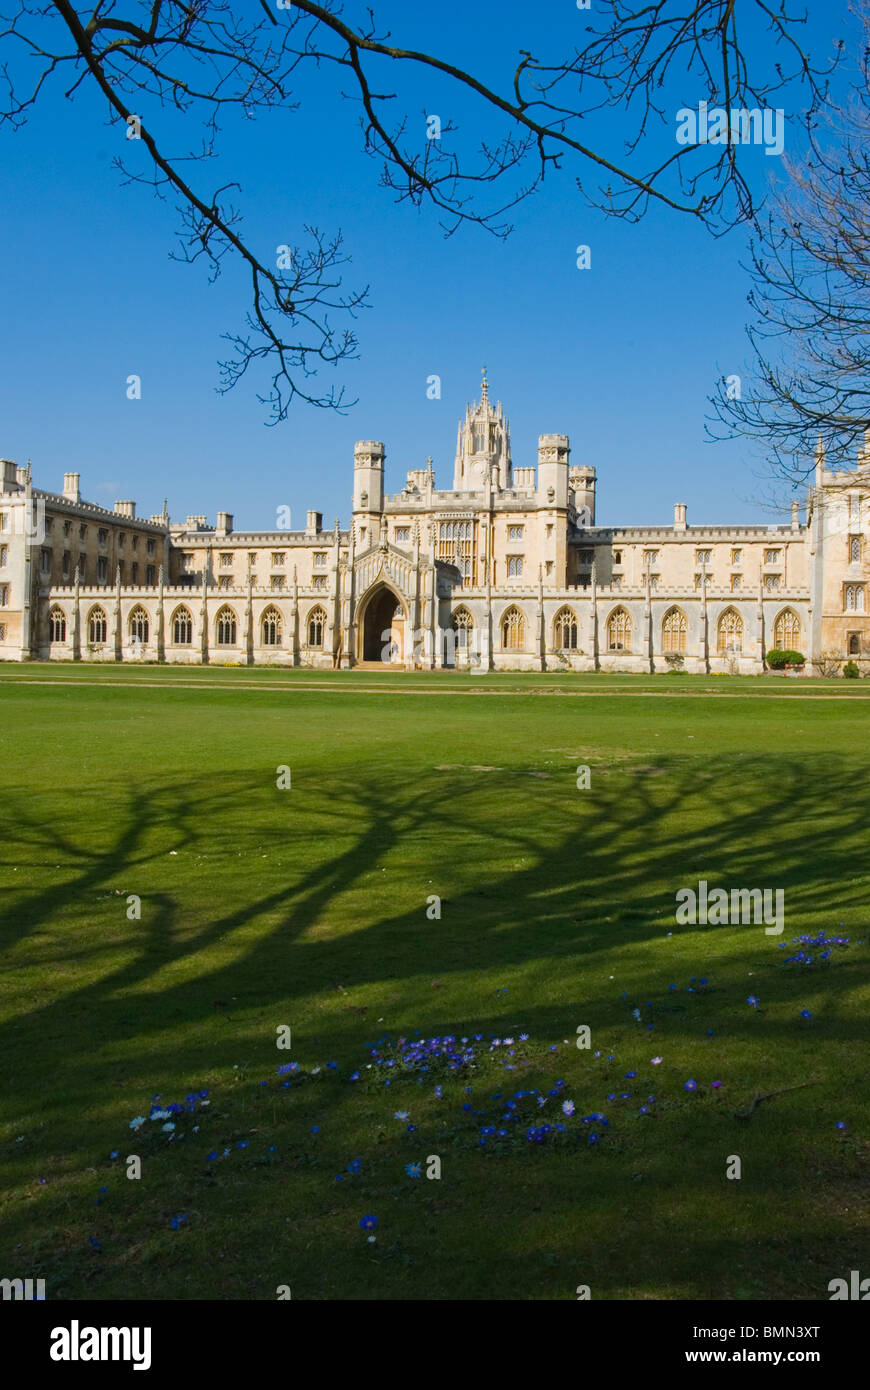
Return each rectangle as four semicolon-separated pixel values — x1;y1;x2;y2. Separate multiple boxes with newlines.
172;606;193;645
129;606;149;644
553;606;578;650
717;608;743;654
216;606;237;645
773;609;801;650
88;606;107;645
662;607;687;652
607;607;631;652
501;606;525;650
307;605;327;648
451;607;474;651
850;536;861;564
262;606;283;646
49;607;66;643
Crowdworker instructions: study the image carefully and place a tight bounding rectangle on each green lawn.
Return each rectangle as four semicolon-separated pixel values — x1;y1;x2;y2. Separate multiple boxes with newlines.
1;664;868;1300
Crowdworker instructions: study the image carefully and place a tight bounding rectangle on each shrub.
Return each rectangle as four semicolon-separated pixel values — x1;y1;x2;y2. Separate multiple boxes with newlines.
843;660;860;679
813;652;841;677
766;648;805;670
664;652;685;671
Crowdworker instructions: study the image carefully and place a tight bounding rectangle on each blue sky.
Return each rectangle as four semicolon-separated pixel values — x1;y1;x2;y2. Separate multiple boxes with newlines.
0;1;852;531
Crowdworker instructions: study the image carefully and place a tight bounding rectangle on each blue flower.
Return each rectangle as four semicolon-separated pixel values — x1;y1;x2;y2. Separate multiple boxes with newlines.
206;1151;218;1161
836;1121;847;1131
162;1122;175;1133
360;1214;378;1230
237;1140;249;1149
405;1163;422;1178
394;1111;409;1121
129;1116;146;1131
684;1079;698;1091
562;1100;575;1117
109;1150;119;1160
800;1009;813;1019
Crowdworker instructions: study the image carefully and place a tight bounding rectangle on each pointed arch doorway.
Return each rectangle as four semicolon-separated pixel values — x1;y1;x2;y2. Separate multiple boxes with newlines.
361;584;406;663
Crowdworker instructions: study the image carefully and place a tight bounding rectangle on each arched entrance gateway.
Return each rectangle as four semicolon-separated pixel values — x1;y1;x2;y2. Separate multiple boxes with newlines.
360;584;406;663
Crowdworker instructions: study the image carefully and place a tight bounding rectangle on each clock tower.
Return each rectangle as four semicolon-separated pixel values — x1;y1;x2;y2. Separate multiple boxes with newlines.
453;370;512;491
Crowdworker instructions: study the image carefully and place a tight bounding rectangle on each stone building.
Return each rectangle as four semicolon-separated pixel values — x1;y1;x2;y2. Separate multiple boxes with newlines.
1;375;867;672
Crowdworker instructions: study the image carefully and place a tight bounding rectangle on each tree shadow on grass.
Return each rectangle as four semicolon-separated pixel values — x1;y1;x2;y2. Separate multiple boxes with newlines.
1;751;868;1107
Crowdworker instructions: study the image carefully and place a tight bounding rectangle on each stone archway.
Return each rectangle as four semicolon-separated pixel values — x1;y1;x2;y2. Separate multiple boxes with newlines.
361;584;406;663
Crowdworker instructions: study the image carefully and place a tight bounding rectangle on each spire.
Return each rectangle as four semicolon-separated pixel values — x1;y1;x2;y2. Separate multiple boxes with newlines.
480;366;489;408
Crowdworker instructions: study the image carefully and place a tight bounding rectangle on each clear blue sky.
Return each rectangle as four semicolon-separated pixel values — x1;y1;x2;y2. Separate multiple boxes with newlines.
0;1;852;531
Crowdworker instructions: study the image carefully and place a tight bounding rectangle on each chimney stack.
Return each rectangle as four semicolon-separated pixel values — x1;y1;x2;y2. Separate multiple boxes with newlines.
63;472;80;503
674;502;687;530
114;500;136;518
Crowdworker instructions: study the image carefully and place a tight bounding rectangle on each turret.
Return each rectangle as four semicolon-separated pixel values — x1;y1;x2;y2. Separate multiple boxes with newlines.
353;440;385;514
537;434;570;509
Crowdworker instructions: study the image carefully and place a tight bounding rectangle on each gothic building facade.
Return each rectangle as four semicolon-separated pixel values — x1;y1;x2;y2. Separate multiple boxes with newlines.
1;376;868;673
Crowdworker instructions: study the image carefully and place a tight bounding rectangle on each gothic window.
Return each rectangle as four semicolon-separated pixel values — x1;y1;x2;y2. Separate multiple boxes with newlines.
220;553;233;567
451;607;474;651
314;552;327;567
850;537;861;564
0;584;8;606
607;607;631;652
662;607;687;652
508;525;524;541
216;606;237;645
271;553;286;567
696;549;712;564
845;585;865;612
554;606;578;650
717;608;743;654
145;565;155;586
218;576;231;591
0;546;6;566
262;606;283;646
731;548;742;564
731;574;742;592
644;550;659;565
271;575;286;591
146;539;155;556
501;607;525;650
694;573;711;590
88;606;107;644
764;549;781;565
172;606;193;645
508;556;523;578
773;609;801;650
613;550;623;565
307;605;327;648
765;574;780;592
129;606;149;644
98;529;108;546
395;527;410;543
97;557;108;583
312;575;327;590
848;633;860;655
49;607;66;642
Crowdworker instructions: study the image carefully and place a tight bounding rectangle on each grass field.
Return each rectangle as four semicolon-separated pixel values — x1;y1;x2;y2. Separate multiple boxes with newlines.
1;664;868;1301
